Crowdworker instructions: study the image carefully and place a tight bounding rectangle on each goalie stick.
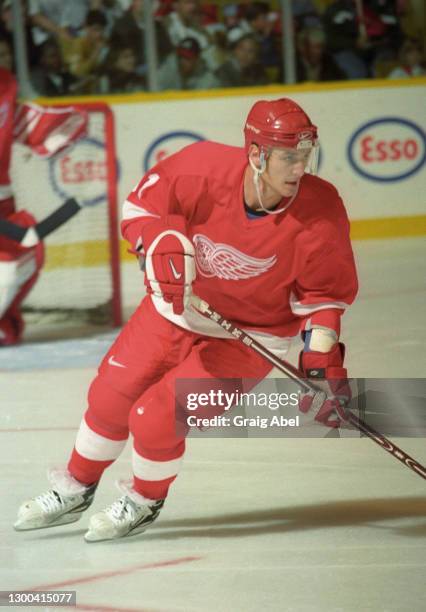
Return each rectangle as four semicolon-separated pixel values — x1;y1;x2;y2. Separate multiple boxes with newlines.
0;198;82;247
191;295;426;481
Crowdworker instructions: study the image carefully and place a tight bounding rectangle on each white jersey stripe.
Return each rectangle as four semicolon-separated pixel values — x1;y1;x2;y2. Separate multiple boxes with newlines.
122;200;161;221
289;291;349;315
151;294;292;358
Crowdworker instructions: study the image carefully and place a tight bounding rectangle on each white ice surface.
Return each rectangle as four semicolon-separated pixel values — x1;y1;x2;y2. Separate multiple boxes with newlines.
0;237;425;612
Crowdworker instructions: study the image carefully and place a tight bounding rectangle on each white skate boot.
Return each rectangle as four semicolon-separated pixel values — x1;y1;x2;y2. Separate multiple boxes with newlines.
14;468;97;531
84;480;164;542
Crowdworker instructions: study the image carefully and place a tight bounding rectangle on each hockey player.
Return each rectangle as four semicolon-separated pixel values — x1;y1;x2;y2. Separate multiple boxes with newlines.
14;98;358;541
0;64;87;345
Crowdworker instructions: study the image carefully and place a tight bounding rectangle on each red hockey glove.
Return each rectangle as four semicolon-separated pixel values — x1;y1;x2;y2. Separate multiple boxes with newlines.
298;343;351;428
142;215;196;315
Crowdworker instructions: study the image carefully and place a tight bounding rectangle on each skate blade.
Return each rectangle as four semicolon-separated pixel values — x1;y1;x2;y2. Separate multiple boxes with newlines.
84;529;113;543
14;512;82;531
84;524;150;543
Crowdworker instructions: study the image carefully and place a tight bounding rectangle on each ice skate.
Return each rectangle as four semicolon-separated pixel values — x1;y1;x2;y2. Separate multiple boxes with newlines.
14;468;97;531
84;480;164;542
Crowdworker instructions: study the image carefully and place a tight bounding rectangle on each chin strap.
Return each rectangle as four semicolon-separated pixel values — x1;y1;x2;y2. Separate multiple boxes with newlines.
248;153;300;216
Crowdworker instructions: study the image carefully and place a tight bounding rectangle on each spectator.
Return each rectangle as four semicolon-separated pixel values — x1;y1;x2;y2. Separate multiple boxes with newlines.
158;36;219;90
30;38;79;96
241;2;281;75
240;1;269;34
296;26;345;81
110;0;172;72
0;0;13;48
0;31;12;71
99;45;146;93
28;0;89;46
399;0;425;43
155;0;175;18
364;0;401;43
162;0;222;69
322;0;370;78
215;30;269;87
202;6;229;69
222;4;241;31
59;9;109;92
90;0;124;36
388;38;425;78
362;0;403;71
292;0;322;29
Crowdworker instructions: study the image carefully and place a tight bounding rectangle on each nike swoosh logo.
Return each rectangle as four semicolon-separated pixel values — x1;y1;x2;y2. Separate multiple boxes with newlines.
108;355;126;368
169;259;182;280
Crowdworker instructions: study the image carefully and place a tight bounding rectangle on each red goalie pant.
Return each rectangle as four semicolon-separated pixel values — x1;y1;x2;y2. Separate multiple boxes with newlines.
68;297;273;500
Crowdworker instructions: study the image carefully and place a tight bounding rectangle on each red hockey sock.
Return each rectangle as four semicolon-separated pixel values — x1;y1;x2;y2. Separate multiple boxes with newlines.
133;474;176;501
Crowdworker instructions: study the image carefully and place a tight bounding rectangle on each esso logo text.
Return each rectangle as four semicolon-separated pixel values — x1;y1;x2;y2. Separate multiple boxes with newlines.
49;137;120;206
144;131;205;172
348;117;425;182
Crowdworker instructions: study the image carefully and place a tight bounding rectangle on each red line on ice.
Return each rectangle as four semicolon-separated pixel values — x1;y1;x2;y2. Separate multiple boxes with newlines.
27;556;202;591
75;604;161;612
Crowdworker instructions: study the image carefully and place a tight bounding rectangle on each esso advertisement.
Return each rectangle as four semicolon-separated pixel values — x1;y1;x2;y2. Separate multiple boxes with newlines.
49;137;119;206
144;131;205;172
348;117;425;182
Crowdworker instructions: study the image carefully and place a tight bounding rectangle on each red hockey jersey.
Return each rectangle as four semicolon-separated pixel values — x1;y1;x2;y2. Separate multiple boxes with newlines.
122;141;358;350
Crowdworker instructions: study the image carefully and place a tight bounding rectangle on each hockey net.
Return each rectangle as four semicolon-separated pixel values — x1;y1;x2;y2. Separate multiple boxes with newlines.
10;102;122;328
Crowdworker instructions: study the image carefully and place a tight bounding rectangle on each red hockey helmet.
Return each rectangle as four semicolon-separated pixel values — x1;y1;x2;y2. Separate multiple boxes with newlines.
244;98;318;152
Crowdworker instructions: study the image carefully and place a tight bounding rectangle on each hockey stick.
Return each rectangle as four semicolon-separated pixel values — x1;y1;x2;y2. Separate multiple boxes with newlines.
191;296;426;481
0;198;82;247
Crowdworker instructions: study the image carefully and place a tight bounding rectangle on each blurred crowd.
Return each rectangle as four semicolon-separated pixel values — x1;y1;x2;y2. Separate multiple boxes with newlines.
0;0;424;96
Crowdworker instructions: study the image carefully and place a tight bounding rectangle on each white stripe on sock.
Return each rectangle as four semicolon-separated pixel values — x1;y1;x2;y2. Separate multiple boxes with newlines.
75;417;127;461
132;448;183;481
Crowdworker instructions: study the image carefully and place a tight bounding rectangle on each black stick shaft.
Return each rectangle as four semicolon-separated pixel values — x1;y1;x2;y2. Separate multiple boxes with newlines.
35;198;81;239
0;198;81;244
0;218;27;242
193;297;314;393
192;296;426;481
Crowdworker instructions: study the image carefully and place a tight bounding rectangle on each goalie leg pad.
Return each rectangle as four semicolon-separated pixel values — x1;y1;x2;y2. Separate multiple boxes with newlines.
0;212;44;345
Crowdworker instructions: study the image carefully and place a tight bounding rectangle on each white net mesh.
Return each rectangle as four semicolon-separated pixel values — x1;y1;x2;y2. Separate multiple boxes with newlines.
10;106;119;321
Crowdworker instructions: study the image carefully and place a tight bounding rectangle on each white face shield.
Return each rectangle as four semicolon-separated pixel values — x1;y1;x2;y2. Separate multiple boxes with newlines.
295;138;320;175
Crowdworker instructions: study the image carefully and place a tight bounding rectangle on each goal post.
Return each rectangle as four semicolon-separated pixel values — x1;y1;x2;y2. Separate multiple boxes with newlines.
10;101;122;327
